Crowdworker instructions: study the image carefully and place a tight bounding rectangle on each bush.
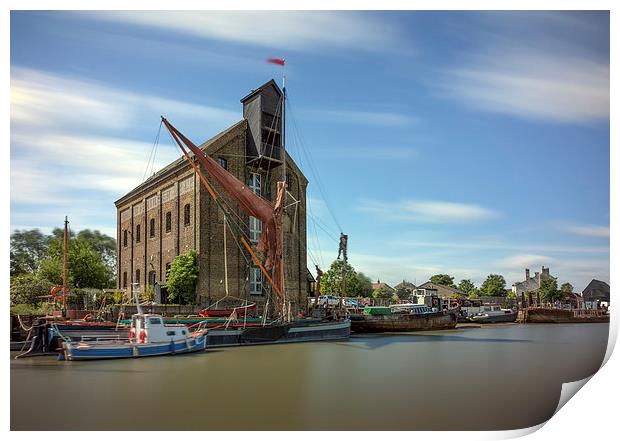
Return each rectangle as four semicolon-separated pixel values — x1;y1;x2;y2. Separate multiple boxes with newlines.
167;250;198;304
10;273;54;306
11;303;54;316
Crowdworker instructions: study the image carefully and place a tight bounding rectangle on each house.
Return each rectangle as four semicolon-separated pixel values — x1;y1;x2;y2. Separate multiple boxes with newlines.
115;79;310;312
416;282;466;299
394;280;416;296
581;279;610;309
511;266;556;297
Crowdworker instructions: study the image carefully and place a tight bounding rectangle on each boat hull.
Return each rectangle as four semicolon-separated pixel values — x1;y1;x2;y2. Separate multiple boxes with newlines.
350;311;457;333
519;308;609;323
61;334;207;360
470;311;518;324
205;319;351;347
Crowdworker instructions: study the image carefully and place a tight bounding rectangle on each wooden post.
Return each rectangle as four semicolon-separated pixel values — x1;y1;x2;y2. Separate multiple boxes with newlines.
63;216;69;314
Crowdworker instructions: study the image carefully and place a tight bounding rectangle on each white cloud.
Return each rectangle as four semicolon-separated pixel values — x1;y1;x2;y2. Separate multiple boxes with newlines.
496;254;554;269
88;11;405;53
437;52;609;124
304;109;418;127
358;198;499;223
562;224;610;237
395;239;609;255
11;67;239;134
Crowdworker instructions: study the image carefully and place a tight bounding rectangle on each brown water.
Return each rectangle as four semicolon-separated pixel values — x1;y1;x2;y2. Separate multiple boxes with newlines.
11;323;608;430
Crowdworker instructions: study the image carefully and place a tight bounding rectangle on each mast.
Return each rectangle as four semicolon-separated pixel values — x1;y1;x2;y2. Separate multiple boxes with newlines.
280;66;287;318
63;216;69;313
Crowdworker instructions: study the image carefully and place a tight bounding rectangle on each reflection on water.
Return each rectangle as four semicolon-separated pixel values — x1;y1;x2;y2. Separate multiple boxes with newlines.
11;323;608;430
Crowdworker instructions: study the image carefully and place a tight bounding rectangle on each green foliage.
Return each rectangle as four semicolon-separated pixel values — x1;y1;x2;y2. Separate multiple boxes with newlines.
560;282;574;294
112;290;124;304
391;293;400;302
141;285;155;303
430;274;456;288
481;274;506;296
10;273;54;306
10;229;49;276
372;286;393;299
11;303;54;316
458;279;476;294
507;291;517;300
321;260;353;294
47;235;114;289
76;229;117;277
539;278;562;303
166;250;198;304
348;272;373;298
468;289;481;299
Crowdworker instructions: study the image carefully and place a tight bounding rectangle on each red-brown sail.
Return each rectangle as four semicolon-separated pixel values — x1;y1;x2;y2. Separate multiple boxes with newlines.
161;117;285;296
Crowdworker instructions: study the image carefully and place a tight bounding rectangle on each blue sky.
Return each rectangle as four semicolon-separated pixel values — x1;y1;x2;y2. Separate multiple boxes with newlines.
10;11;610;291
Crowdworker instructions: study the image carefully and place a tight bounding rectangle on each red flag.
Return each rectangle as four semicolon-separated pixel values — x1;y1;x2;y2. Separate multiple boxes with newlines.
267;57;285;66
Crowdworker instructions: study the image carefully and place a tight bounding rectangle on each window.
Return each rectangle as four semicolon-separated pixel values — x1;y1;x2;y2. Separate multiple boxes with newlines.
248;173;261;195
250;265;263;295
149;218;155;237
136;224;141;243
148;270;157;286
184;204;191;226
135;269;140;284
122;272;127;288
248;173;262;243
149;317;161;325
165;211;172;233
165;262;171;277
217;157;228;170
123;230;128;247
249;216;262;243
166;330;176;336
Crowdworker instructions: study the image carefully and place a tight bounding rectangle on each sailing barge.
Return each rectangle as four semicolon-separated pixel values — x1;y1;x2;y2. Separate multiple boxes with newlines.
350;306;458;333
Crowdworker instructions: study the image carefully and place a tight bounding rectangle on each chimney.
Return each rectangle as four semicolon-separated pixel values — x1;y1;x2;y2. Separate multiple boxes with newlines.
542;266;549;276
525;268;530;281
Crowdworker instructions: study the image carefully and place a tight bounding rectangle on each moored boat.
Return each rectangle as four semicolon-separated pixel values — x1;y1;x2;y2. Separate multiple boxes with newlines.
59;313;208;360
350;306;457;333
469;305;517;324
518;307;609;323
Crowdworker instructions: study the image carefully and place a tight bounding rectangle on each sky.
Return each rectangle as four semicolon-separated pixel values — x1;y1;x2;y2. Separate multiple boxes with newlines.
10;11;610;291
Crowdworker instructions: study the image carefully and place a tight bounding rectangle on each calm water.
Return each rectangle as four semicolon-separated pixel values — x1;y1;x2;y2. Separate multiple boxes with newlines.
11;323;608;430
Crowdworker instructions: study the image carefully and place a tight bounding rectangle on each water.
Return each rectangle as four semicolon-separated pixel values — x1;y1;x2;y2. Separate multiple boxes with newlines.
11;323;608;430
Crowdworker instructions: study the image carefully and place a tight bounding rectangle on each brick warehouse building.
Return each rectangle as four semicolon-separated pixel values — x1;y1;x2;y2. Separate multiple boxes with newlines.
115;80;310;312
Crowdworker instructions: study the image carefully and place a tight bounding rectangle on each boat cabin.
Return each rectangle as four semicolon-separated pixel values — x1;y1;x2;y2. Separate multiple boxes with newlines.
131;314;192;344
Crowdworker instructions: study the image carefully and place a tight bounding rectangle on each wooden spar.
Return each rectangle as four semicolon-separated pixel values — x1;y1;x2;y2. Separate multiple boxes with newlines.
63;216;69;312
240;236;283;299
280;83;287;306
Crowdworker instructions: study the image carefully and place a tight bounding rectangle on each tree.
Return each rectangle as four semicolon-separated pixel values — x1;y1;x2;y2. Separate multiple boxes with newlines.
560;282;574;294
10;273;54;306
372;286;393;299
320;260;356;295
458;279;476;295
76;229;117;277
539;278;562;303
347;272;373;298
430;274;456;288
10;229;49;276
46;238;114;289
166;250;198;304
481;274;506;296
468;289;481;299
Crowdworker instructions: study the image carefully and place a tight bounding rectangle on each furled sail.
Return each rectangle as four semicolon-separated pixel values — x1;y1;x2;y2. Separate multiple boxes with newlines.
162;117;285;295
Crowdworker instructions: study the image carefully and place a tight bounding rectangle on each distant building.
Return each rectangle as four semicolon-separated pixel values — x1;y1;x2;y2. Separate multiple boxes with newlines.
394;280;416;296
511;266;556;297
416;282;466;299
581;279;610;309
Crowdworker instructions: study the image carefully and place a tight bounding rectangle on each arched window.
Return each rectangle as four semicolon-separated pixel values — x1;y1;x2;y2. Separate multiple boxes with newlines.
149;218;155;237
165;262;171;279
135;269;140;284
165;211;172;233
184;204;191;226
123;230;128;247
135;224;141;243
122;272;127;288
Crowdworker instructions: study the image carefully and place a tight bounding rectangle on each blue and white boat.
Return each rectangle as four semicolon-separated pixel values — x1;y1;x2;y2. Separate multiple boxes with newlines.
59;313;208;360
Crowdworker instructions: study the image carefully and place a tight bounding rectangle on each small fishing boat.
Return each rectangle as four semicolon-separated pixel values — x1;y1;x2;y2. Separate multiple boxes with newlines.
469;305;517;324
350;305;457;333
59;313;208;360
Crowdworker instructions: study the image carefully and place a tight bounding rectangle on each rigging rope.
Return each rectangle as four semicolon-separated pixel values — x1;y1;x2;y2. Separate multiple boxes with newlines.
143;119;163;182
